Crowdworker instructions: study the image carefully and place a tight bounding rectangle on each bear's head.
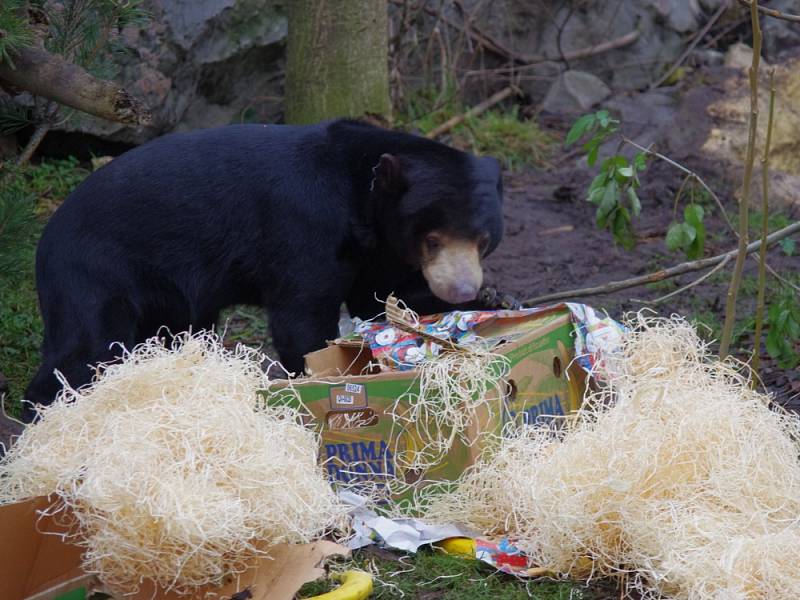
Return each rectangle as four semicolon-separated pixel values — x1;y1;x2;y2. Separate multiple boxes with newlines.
371;150;503;305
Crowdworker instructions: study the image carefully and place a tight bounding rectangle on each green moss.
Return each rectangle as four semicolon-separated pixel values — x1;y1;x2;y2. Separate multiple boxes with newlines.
297;549;587;600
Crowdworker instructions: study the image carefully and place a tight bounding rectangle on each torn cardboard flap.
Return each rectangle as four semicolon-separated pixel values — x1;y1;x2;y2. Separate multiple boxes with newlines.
0;497;349;600
129;540;349;600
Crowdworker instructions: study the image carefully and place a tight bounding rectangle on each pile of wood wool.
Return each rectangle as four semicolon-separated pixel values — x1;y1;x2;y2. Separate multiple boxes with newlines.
422;316;800;599
0;331;346;594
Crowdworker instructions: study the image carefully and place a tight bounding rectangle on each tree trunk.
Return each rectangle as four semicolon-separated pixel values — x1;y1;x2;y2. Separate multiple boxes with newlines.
0;44;151;125
285;0;390;124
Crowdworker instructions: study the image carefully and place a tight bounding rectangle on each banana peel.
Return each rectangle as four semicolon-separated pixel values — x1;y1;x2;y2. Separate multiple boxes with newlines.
436;536;477;558
305;570;373;600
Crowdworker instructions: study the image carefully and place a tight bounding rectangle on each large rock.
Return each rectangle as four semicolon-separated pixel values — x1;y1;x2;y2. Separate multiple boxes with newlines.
59;0;287;144
542;70;611;114
702;55;800;210
49;0;743;144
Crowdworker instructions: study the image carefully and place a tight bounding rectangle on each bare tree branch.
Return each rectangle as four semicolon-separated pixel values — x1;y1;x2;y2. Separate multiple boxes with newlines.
753;69;777;374
737;0;800;23
521;221;800;306
425;85;515;139
719;0;761;359
0;44;151;125
648;2;728;91
631;255;731;306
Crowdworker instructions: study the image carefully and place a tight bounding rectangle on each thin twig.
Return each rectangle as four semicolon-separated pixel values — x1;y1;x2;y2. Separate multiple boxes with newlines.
672;173;693;221
702;15;748;49
631;255;731;306
425;86;515;139
648;2;728;91
15;122;50;167
520;221;800;306
736;0;800;23
463;30;641;76
555;4;578;70
622;136;736;234
753;69;777;374
388;0;521;63
764;262;800;295
720;0;760;359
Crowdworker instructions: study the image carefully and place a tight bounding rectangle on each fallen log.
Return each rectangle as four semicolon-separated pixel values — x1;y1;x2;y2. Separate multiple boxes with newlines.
0;44;151;125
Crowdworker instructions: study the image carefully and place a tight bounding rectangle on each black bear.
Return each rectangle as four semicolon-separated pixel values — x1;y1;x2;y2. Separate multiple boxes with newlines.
24;119;504;421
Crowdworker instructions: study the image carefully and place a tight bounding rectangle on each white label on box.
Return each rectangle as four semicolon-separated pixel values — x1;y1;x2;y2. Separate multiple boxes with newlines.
335;394;355;405
345;383;363;394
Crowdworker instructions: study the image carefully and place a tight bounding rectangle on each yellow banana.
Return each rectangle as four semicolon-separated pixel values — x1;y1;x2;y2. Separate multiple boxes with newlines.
436;536;477;558
305;569;373;600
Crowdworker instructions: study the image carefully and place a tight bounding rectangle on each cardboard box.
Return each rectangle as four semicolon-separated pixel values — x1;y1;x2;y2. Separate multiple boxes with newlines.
0;497;348;600
267;305;587;501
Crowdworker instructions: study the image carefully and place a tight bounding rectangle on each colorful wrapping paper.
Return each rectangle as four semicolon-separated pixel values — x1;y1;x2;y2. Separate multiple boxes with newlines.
345;302;624;379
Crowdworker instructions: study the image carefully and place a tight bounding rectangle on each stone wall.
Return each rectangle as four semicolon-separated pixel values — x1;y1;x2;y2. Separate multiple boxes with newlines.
51;0;800;144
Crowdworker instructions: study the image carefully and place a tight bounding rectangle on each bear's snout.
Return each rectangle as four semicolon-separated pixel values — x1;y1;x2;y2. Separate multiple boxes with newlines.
421;233;484;305
445;280;480;304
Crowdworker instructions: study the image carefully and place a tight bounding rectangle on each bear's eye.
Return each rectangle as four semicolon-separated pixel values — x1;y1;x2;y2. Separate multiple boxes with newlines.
425;235;442;253
478;234;490;256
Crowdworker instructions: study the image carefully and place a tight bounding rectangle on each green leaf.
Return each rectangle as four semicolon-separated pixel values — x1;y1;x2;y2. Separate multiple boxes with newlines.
613;206;636;250
602;156;627;170
666;223;684;251
588;186;605;205
634;153;647;171
683;224;697;246
666;223;695;251
686;219;706;260
618;166;634;178
684;204;704;227
788;318;800;340
588;172;608;198
597;110;610;128
765;332;781;359
596;206;613;229
587;142;600;167
566;114;596;145
780;238;796;256
776;309;791;332
768;302;782;323
597;180;618;221
627;187;642;216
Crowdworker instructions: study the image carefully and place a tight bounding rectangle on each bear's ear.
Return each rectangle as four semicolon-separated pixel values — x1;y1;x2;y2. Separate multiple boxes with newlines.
371;153;407;196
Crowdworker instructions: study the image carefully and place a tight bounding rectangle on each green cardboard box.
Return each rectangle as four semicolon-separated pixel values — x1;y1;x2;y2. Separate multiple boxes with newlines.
267;305;587;501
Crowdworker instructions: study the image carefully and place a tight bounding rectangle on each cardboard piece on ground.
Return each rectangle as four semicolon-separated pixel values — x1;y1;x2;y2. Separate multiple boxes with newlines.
0;497;348;600
130;539;349;600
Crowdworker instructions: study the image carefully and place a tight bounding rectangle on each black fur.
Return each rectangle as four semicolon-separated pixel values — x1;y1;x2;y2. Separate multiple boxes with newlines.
24;119;503;421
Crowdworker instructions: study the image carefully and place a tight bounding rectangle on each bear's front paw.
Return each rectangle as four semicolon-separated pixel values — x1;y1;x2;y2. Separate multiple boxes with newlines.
478;286;522;310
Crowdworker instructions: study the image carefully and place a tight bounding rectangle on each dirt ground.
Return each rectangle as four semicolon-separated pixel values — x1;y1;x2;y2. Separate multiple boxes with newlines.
483;129;800;411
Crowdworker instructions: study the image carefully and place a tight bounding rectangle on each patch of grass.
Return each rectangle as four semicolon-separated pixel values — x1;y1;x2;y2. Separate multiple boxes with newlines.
749;209;791;239
397;89;551;170
646;278;679;295
0;280;42;416
690;308;723;343
218;305;272;349
0;158;89;413
8;156;90;216
297;549;589;600
460;108;552;171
